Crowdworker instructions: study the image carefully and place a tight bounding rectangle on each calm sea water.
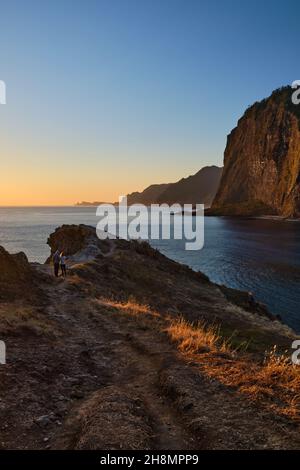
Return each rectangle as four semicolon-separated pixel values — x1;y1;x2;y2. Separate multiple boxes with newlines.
0;206;299;332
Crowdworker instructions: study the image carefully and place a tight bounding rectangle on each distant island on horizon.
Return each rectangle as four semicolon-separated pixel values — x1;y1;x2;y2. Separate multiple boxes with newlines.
75;201;114;206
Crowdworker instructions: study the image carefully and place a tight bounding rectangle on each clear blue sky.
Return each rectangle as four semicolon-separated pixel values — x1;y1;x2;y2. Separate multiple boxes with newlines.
0;0;299;204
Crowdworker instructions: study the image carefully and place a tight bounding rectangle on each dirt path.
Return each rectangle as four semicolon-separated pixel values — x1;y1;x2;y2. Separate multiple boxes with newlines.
0;257;299;450
48;281;299;450
45;283;200;450
99;325;199;450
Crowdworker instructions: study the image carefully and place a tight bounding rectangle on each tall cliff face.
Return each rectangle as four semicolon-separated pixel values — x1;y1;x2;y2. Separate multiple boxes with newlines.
212;87;300;217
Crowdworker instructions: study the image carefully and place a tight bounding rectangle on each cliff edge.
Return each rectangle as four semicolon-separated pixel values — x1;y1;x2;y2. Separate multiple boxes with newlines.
212;87;300;217
0;225;299;450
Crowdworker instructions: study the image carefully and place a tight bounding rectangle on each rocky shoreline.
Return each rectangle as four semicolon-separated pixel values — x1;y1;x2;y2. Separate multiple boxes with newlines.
45;225;289;328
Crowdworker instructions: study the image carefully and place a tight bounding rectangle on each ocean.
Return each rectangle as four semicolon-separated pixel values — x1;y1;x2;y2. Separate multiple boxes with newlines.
0;206;299;332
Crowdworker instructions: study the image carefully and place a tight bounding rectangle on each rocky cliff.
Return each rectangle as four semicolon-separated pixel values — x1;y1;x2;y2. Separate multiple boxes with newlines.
212;87;300;217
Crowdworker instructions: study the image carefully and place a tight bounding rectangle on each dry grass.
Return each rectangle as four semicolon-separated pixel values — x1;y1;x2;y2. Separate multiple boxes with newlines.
96;300;300;420
97;298;160;318
166;317;231;354
166;317;300;420
69;386;152;450
0;302;56;336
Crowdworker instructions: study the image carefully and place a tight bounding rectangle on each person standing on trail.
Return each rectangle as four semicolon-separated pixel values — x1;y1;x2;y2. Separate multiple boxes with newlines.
52;249;60;277
60;251;67;278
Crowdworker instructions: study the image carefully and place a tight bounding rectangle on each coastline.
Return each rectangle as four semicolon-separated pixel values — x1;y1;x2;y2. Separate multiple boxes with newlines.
0;224;299;449
252;215;300;222
0;207;299;331
44;224;296;338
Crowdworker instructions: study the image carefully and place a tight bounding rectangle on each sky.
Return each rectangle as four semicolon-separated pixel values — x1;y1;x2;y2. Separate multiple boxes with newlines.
0;0;299;205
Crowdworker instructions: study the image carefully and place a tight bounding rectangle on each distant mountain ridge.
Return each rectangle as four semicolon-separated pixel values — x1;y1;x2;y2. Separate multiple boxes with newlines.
126;183;171;206
76;166;222;207
126;166;222;207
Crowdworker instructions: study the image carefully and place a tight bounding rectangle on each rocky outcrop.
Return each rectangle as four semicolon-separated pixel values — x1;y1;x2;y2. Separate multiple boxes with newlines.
0;246;39;302
47;224;96;259
0;247;31;283
46;224;113;264
212;87;300;217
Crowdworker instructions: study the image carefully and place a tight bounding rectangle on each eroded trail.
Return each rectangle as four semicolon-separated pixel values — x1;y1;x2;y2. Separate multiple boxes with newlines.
0;230;299;450
47;285;200;450
47;280;300;450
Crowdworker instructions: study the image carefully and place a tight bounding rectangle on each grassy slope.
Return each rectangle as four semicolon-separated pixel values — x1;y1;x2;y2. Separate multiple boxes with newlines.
0;233;299;449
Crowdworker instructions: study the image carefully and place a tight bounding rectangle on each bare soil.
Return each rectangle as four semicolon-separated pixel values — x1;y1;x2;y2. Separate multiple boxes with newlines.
0;230;299;450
